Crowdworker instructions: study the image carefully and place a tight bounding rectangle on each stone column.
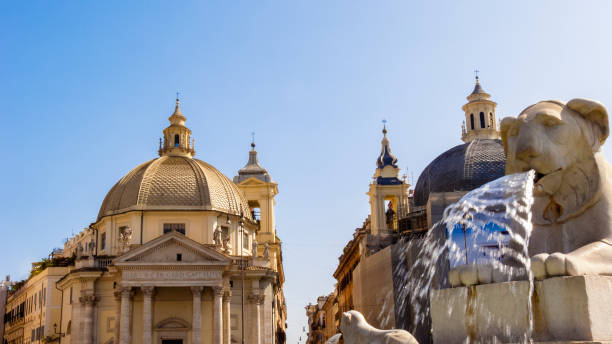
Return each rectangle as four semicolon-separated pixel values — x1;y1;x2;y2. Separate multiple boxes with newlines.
142;286;155;344
213;286;223;344
248;293;263;344
79;294;98;344
191;286;203;344
119;287;132;344
113;291;121;344
223;291;232;344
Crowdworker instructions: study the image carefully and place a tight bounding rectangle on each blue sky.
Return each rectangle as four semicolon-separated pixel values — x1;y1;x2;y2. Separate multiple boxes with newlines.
2;1;612;342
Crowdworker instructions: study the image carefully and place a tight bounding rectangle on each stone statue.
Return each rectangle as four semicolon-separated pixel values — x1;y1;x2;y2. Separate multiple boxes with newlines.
213;226;222;246
263;242;270;259
76;243;84;259
501;98;612;279
252;238;258;257
88;240;95;253
385;201;395;229
451;98;612;286
222;230;231;252
326;310;418;344
118;226;132;253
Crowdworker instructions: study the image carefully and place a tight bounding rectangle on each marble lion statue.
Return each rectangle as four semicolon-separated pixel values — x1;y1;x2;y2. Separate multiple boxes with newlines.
450;98;612;286
503;98;612;279
325;310;418;344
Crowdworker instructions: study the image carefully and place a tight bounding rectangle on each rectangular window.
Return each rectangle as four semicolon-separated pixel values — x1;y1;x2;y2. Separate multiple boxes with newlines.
31;329;35;342
176;253;182;261
69;287;73;304
242;232;249;250
100;232;106;250
39;290;42;307
43;288;46;305
163;223;185;235
221;226;229;240
36;327;40;340
34;293;37;310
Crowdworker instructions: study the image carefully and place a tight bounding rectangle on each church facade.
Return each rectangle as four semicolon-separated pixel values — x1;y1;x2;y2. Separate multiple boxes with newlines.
2;100;287;344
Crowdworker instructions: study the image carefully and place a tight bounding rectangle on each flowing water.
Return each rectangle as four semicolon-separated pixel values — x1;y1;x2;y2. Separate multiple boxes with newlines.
389;170;535;343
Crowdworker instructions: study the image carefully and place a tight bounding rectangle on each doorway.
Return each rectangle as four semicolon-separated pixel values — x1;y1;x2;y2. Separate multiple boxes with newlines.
161;340;183;344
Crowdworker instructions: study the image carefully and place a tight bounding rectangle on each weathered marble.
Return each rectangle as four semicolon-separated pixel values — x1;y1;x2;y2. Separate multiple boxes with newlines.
431;276;612;343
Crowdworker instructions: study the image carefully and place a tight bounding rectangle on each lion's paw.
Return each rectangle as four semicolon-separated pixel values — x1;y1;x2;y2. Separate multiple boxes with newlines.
449;264;500;287
531;252;594;279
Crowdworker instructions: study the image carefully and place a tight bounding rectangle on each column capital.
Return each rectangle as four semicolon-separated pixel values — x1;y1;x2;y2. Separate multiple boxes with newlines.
119;286;132;298
141;286;155;297
79;294;99;306
222;291;232;302
248;293;265;305
212;286;224;297
190;286;204;296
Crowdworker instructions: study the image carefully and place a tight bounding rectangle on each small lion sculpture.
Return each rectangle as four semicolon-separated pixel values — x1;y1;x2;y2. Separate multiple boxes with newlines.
326;310;418;344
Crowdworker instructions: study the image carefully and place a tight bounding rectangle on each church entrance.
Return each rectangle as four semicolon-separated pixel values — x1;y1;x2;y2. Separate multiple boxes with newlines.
161;340;183;344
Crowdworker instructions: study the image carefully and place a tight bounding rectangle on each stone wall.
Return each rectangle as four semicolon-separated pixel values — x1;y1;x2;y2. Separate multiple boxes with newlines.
352;245;395;329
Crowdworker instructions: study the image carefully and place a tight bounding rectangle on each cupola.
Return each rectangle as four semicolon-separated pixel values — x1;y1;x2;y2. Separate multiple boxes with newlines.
158;97;196;157
461;75;500;142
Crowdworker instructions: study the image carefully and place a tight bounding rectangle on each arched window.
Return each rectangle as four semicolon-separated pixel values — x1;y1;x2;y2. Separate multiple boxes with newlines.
479;112;485;128
174;134;180;147
470;114;475;130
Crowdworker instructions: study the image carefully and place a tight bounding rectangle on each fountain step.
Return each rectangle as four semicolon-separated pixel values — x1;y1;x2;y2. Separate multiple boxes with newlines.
430;275;612;344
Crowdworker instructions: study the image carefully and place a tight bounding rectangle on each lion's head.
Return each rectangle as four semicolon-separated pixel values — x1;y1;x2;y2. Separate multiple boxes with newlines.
339;310;367;336
501;98;609;224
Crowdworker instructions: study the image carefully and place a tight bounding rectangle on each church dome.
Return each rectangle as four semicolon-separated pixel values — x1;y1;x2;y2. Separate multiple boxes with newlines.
97;98;252;221
98;156;252;220
413;138;506;206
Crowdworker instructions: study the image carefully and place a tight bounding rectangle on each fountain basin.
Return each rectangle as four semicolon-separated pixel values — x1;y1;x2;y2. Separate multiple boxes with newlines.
430;276;612;343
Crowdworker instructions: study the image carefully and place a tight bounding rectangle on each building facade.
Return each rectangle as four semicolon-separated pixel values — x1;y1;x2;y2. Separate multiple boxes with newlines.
305;77;507;344
3;99;287;344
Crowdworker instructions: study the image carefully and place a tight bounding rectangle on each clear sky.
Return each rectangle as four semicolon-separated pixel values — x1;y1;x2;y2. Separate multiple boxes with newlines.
2;1;612;343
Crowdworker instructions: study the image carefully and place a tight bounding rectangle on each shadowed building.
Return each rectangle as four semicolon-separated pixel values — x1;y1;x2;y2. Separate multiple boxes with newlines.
305;77;507;344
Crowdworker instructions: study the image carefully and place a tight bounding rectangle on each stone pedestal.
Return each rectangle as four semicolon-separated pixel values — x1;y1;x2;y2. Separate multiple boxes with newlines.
430;276;612;343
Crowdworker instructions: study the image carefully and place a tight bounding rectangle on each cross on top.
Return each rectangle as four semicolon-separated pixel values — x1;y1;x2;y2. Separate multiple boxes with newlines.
251;132;256;148
176;91;180;101
474;69;480;80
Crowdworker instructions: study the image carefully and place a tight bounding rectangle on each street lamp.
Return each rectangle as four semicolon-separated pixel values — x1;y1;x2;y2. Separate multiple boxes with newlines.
238;212;246;344
53;323;65;338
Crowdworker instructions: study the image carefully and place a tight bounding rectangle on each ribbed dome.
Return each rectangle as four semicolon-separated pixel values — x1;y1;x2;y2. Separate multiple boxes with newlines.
97;156;252;221
413;139;506;206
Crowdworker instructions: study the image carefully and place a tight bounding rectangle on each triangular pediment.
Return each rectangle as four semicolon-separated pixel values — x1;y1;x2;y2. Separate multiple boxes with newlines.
238;177;268;186
113;231;231;266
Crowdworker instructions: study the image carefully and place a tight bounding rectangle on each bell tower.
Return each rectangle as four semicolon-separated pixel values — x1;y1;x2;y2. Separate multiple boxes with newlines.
158;96;196;158
461;74;500;142
234;139;278;245
367;123;410;235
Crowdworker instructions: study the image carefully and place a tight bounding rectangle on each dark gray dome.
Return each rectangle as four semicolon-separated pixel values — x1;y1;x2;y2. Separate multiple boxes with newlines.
413;139;506;206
